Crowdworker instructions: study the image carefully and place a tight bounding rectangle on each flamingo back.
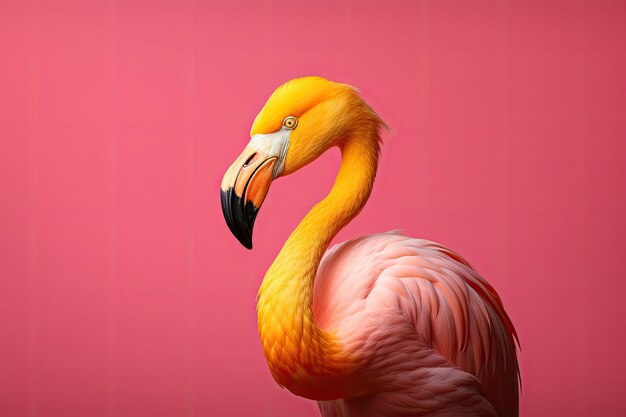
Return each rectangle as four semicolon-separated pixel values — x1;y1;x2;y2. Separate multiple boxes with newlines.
313;232;519;417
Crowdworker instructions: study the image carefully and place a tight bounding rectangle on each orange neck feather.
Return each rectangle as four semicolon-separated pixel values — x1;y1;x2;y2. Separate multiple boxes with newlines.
256;131;380;400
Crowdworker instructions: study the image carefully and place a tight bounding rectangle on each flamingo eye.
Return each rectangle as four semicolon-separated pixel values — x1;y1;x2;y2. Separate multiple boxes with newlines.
283;116;298;130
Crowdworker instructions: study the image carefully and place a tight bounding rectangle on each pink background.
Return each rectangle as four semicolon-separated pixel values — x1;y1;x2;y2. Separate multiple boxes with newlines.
1;1;625;416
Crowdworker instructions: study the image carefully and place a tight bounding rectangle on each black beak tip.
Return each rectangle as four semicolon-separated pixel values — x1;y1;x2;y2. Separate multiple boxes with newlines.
242;239;253;250
220;188;259;250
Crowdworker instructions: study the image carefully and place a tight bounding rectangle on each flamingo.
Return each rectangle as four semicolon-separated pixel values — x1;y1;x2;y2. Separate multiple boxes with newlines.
220;76;519;417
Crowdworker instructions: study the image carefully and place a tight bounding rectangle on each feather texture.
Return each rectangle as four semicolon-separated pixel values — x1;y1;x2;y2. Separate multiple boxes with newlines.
314;232;519;417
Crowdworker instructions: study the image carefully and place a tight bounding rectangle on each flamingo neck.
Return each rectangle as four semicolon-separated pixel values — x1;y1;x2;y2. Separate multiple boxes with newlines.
256;132;379;400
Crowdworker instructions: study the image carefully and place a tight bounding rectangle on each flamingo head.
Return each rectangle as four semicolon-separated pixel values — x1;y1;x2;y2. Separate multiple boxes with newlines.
220;76;382;249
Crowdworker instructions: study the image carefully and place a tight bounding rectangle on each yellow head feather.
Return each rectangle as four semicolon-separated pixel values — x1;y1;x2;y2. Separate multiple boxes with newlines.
250;76;384;177
250;76;354;136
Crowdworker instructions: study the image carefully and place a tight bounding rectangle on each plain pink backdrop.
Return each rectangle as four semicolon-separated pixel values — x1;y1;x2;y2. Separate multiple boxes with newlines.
1;0;625;416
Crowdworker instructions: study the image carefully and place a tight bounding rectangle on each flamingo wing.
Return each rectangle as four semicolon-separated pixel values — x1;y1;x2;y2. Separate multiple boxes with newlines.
313;232;519;417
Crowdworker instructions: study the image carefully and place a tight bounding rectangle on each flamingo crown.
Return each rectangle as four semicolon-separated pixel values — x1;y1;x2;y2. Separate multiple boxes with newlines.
251;76;385;176
221;76;519;417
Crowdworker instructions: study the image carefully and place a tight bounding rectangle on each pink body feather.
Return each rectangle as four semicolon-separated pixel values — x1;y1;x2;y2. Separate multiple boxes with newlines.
313;232;519;417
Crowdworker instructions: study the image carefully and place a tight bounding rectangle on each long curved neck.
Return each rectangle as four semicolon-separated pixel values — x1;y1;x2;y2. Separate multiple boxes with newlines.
257;132;380;400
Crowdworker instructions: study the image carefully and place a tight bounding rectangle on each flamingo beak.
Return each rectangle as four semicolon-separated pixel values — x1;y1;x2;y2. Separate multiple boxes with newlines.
220;144;277;249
